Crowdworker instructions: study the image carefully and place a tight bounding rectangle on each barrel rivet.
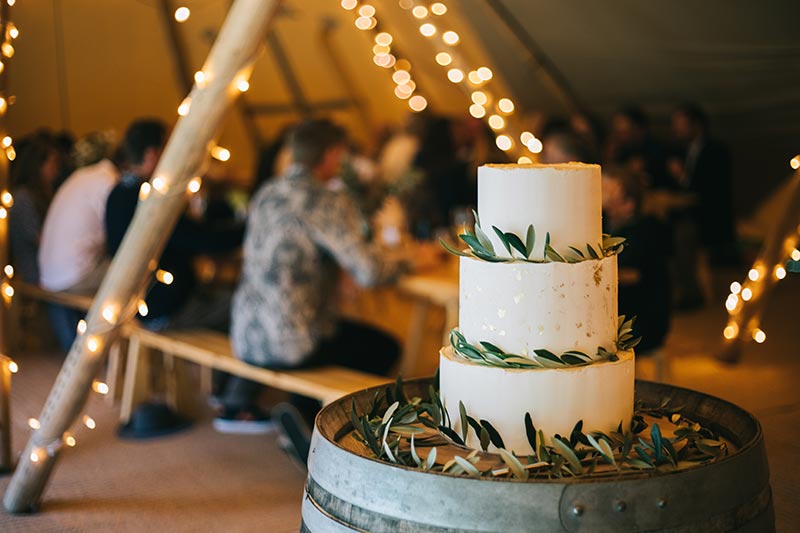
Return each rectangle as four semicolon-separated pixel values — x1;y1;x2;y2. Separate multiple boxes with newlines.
614;501;626;513
572;505;584;517
657;499;668;509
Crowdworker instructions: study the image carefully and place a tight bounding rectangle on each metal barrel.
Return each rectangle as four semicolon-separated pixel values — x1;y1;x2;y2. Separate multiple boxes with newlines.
302;379;774;532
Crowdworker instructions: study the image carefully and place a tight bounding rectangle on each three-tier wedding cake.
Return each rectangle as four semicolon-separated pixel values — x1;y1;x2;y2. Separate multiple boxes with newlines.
439;163;635;454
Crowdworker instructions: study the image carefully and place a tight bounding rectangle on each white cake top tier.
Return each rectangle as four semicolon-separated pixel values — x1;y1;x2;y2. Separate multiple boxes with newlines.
478;163;602;259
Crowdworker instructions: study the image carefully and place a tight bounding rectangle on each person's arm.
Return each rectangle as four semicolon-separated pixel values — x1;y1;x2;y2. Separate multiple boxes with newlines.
307;190;406;288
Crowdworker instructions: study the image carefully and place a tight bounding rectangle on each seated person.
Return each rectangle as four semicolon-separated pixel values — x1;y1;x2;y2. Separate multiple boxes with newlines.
218;120;425;465
104;120;243;332
602;167;671;355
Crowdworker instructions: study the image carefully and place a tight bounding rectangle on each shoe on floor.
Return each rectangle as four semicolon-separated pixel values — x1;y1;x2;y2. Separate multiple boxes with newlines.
213;406;276;435
273;403;312;471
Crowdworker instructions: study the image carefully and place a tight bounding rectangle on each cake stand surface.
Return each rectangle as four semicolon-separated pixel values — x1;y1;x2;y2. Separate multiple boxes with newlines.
301;379;773;533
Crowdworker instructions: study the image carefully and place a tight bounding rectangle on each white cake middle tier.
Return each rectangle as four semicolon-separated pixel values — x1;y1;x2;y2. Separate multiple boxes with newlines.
459;255;618;357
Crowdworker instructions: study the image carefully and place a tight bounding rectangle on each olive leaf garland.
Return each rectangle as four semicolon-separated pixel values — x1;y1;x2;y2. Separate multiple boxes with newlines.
349;378;728;481
440;210;627;264
449;315;641;370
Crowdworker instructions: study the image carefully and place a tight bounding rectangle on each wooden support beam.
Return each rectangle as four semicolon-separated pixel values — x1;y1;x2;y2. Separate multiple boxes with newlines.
267;30;312;117
2;0;281;513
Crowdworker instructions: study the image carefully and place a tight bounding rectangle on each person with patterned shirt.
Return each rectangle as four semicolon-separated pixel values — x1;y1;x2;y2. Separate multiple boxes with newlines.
216;119;434;468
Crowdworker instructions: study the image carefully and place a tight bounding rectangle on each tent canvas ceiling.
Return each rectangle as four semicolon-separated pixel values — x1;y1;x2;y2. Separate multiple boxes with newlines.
6;0;799;214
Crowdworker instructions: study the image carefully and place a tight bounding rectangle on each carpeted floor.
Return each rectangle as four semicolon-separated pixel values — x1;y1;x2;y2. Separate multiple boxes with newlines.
0;271;798;531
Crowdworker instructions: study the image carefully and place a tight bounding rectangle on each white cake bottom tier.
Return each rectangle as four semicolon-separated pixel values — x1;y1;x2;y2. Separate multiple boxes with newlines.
459;255;618;357
439;346;635;455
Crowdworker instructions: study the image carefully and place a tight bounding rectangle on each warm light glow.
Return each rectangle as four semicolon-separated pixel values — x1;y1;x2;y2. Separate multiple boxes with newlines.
447;68;464;83
723;323;739;339
0;61;4;74
86;336;101;353
177;97;191;116
431;2;447;15
467;70;482;85
5;146;15;161
408;95;428;112
420;23;437;37
435;52;452;66
394;84;413;99
8;26;19;39
442;31;459;45
101;305;117;324
77;320;87;335
398;0;413;8
0;207;6;219
138;300;149;317
138;183;151;203
741;288;752;301
730;281;742;294
775;265;787;279
1;135;11;147
520;132;534;145
518;156;533;164
792;249;800;261
174;6;191;23
469;104;486;119
358;4;376;17
156;269;174;285
412;5;428;18
496;135;513;151
188;177;202;194
791;156;800;170
28;418;40;430
498;98;515;113
471;91;488;105
194;70;206;85
4;264;13;278
488;115;505;130
152;176;167;193
355;16;373;30
1;190;13;207
392;70;410;85
2;283;14;298
2;43;14;58
83;415;96;430
211;146;231;162
30;451;39;463
0;97;7;115
8;361;17;373
748;268;759;281
477;67;493;81
375;32;393;46
725;294;738;312
341;0;357;10
65;435;77;447
753;329;766;343
92;381;109;395
527;138;544;154
237;79;250;92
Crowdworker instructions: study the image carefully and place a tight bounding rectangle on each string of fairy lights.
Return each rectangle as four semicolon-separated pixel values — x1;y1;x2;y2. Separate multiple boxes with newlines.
722;156;800;347
342;0;543;162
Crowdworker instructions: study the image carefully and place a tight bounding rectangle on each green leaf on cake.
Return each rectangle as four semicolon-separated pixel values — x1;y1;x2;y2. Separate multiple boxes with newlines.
525;413;537;456
453;455;482;478
525;225;536;259
425;446;437;470
551;438;583;475
561;352;590;365
439;238;470;257
498;448;529;480
544;232;551;260
481;419;506;449
479;341;504;354
479;426;491;451
586;243;600;259
459;401;469;442
474;223;495;254
459;233;488;255
492;226;514;256
545;243;566;263
533;349;564;366
505;232;528;258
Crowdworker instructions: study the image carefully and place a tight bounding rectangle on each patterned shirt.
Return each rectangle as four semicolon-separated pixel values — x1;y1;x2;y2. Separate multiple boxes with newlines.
231;165;404;367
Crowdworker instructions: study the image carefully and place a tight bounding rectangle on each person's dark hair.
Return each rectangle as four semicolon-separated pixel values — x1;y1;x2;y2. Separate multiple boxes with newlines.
9;133;59;215
674;102;709;132
119;119;167;167
253;124;293;191
605;166;646;215
616;106;649;130
540;120;596;163
287;119;346;169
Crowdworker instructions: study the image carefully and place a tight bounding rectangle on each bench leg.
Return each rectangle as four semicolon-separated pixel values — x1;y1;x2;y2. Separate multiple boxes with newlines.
119;334;151;424
163;352;198;418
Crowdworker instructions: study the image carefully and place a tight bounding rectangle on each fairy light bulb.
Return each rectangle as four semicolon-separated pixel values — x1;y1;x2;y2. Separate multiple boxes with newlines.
188;177;202;194
194;70;206;85
792;249;800;261
139;182;151;201
748;268;759;281
174;6;190;23
518;156;533;164
392;70;410;85
527;138;544;154
730;281;742;294
9;26;19;39
28;418;40;430
0;207;6;219
412;5;428;18
741;288;753;301
83;415;96;430
791;156;800;170
431;3;447;15
467;71;483;85
488;115;505;130
496;135;512;151
211;146;231;162
65;435;77;447
2;282;14;298
178;98;191;116
408;95;428;112
394;85;413;99
77;320;87;335
477;67;493;81
92;381;109;395
375;32;393;46
725;294;738;311
138;300;149;317
8;361;17;373
498;98;515;113
442;31;459;45
4;264;13;278
775;265;787;279
447;68;464;83
469;104;486;119
1;135;11;147
30;451;39;463
152;176;167;193
238;77;252;91
753;329;766;343
0;97;7;115
101;305;117;324
355;16;372;30
156;269;174;285
2;43;14;58
420;23;436;37
471;91;488;105
435;52;452;66
341;0;357;9
86;336;100;353
723;323;739;339
358;4;375;17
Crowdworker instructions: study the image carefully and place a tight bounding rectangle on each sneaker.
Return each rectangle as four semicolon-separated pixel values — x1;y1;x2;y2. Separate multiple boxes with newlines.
273;403;312;471
213;406;276;435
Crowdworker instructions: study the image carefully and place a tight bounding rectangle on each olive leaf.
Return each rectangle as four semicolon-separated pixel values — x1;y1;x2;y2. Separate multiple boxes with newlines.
453;455;481;478
498;448;529;480
481;419;506;449
439;238;469;258
425;446;437;470
459;401;469;442
551;438;583;475
492;226;514;256
525;225;536;258
524;413;537;456
410;434;422;467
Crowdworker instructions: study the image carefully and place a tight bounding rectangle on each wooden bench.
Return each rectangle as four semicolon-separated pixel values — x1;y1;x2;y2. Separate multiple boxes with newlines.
120;326;392;423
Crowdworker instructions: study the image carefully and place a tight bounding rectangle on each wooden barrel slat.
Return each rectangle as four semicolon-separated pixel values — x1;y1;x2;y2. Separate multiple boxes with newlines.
303;379;774;533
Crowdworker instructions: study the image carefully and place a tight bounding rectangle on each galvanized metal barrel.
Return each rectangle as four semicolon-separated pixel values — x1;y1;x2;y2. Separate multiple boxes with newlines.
302;379;773;532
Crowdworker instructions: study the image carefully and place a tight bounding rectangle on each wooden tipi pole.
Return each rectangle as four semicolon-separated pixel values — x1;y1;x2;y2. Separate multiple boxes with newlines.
3;0;280;512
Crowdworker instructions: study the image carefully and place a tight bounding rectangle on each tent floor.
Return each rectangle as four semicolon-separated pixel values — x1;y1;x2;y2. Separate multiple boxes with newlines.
1;270;799;531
